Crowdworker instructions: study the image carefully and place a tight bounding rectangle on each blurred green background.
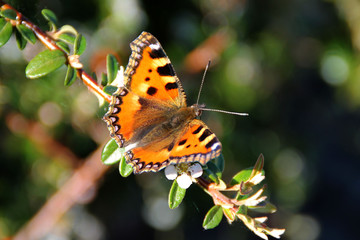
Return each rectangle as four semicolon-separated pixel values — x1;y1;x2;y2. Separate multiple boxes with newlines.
1;0;359;239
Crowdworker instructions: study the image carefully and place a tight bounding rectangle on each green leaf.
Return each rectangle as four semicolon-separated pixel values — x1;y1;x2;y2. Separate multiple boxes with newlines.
203;205;223;230
207;161;222;179
103;85;118;95
1;9;17;20
248;201;277;214
64;65;77;86
41;9;58;26
213;154;225;173
222;207;235;223
59;25;78;36
15;28;27;50
16;24;36;44
56;41;70;54
202;160;222;184
168;180;186;209
107;54;119;84
58;33;75;45
119;156;133;177
0;18;5;29
91;72;98;82
230;168;253;186
26;49;66;79
203;168;220;184
236;205;247;215
101;138;124;165
74;33;86;55
0;20;13;47
251;154;265;178
101;72;108;86
230;167;265;186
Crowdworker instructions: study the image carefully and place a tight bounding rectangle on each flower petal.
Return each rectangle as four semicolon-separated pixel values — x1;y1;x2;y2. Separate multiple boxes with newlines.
165;165;178;180
189;163;203;178
177;173;192;189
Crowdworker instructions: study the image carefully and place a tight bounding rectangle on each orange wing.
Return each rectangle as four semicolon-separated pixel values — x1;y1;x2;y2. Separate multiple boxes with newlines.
104;32;186;148
125;119;222;173
103;88;141;148
126;146;171;173
124;32;187;107
169;119;222;165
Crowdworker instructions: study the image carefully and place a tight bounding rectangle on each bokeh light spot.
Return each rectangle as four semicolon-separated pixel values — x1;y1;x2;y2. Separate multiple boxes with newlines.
38;102;63;127
286;214;321;240
276;181;306;210
225;46;258;86
72;91;99;127
143;197;183;231
273;149;304;182
321;54;349;86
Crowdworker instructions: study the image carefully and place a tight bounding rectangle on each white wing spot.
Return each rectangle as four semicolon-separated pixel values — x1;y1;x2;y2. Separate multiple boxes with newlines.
149;43;161;50
211;142;221;151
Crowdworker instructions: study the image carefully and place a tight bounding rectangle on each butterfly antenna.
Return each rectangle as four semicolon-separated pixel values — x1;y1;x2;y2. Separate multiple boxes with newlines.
196;60;211;105
196;61;248;117
198;107;249;116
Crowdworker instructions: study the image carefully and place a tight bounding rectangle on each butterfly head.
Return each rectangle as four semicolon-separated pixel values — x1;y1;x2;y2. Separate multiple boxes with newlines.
191;103;206;117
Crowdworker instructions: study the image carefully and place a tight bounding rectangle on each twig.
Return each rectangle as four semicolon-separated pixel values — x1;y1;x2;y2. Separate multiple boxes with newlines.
0;1;112;103
4;112;110;239
5;112;81;168
196;176;237;209
12;146;109;240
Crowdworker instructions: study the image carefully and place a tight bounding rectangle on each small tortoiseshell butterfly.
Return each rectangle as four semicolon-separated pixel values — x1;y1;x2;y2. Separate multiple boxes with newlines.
103;32;221;174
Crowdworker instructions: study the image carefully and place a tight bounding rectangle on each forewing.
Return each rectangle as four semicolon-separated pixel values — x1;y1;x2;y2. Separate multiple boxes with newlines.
103;88;140;147
124;31;186;107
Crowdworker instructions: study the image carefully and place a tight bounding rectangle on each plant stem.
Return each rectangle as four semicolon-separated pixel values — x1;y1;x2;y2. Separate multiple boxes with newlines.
0;1;112;103
196;176;238;211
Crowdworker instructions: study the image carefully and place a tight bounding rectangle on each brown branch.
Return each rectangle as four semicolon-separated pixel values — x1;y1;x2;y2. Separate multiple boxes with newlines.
5;112;81;168
196;176;236;207
4;112;110;239
0;1;112;103
12;146;109;240
184;29;232;74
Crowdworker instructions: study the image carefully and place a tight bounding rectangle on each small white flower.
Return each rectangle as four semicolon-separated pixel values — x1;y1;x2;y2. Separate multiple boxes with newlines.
164;165;177;180
164;163;204;189
177;173;192;189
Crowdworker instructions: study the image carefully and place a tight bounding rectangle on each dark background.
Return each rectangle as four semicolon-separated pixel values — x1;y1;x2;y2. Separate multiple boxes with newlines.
0;0;359;239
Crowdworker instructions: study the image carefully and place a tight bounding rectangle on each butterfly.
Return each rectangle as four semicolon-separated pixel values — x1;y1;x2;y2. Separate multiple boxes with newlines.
103;32;221;174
